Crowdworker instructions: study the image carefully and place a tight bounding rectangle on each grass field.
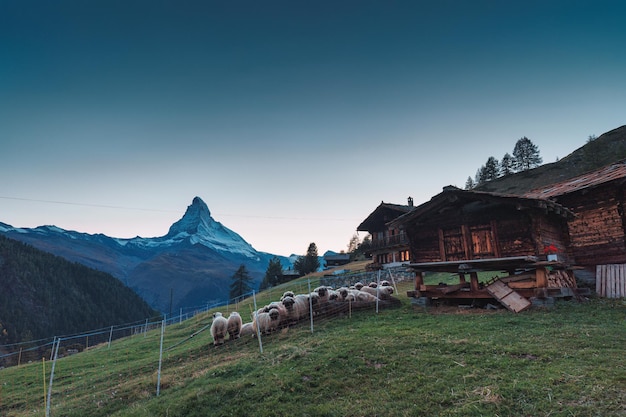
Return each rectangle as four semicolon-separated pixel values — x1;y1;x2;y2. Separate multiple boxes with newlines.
1;277;625;417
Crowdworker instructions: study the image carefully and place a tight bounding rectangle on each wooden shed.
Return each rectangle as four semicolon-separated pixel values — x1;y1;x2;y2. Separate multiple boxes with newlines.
524;162;626;297
390;186;579;309
357;199;414;267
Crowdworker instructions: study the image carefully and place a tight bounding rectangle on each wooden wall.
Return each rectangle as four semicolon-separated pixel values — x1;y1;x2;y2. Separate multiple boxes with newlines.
405;202;569;263
556;184;626;266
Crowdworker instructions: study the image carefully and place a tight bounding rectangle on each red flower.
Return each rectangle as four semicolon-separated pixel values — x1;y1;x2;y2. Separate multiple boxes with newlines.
543;244;558;254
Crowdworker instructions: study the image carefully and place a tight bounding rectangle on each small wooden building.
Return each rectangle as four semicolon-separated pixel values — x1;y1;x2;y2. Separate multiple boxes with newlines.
357;198;414;267
390;186;578;309
524;162;626;297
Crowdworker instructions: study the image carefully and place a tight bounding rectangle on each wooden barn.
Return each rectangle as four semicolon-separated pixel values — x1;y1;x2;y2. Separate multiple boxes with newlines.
524;162;626;298
390;186;579;311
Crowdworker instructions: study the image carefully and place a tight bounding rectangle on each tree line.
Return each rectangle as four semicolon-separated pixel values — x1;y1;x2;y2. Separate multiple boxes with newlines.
229;242;322;299
0;235;158;346
465;136;543;189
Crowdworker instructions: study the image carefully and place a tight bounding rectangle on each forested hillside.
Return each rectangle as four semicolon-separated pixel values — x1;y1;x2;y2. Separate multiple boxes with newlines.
475;125;626;195
0;235;158;345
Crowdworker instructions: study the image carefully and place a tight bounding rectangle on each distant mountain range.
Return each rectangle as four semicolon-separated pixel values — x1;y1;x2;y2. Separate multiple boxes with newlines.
0;197;292;313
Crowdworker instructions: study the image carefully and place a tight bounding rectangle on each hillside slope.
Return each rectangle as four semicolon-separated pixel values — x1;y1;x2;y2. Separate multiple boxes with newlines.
0;235;158;345
476;125;626;195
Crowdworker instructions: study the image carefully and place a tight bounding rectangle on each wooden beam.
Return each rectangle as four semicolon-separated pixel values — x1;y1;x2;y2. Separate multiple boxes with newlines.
414;271;424;297
470;272;480;292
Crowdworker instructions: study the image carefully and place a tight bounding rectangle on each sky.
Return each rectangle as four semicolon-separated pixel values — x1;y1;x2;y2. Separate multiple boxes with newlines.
1;1;625;257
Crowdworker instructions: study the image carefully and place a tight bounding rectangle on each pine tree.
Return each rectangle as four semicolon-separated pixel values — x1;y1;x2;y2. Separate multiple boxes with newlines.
259;256;284;290
483;156;499;181
513;137;542;171
229;264;253;301
294;242;320;276
465;176;475;190
500;152;514;176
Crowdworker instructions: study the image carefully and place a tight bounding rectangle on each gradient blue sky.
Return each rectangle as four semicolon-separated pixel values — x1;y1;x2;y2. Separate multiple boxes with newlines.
1;0;625;256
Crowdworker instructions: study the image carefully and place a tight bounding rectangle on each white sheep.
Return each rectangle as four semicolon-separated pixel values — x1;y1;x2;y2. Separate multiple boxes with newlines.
210;312;228;346
239;322;255;338
354;290;379;302
293;294;313;320
252;308;280;335
360;285;393;299
227;311;243;340
280;290;295;301
314;286;330;304
280;295;300;325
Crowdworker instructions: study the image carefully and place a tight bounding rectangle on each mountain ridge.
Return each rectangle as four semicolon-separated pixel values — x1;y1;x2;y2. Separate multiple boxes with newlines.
0;197;291;313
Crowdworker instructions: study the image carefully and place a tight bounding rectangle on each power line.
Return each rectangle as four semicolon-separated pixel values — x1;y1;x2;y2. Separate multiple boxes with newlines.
0;195;359;222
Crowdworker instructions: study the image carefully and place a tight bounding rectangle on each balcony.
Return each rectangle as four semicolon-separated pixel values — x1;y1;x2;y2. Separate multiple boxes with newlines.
369;234;409;250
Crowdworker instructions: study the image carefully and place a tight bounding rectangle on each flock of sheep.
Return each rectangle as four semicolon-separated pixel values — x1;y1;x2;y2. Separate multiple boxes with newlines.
209;280;399;346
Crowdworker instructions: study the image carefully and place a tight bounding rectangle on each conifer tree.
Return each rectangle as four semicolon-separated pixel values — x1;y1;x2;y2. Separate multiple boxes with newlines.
294;242;320;275
500;152;514;176
259;256;284;290
229;264;253;301
513;137;542;171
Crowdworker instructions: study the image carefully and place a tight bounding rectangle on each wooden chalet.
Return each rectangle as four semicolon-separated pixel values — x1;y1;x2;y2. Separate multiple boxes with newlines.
524;162;626;298
357;198;415;268
389;186;579;311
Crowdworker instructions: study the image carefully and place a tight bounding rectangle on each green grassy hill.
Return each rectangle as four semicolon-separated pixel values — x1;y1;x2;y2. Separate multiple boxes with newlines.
1;270;624;417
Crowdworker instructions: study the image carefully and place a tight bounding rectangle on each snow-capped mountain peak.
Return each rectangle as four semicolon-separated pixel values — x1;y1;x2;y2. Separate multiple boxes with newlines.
163;197;258;259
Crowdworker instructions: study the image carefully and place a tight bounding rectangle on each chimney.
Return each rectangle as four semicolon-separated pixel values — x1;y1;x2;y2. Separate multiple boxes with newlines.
408;196;414;207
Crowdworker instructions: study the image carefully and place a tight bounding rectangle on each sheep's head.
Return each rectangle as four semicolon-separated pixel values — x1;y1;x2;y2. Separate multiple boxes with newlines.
380;280;391;287
268;308;280;320
368;282;378;288
315;286;327;297
338;288;349;299
213;312;223;318
309;292;320;305
282;296;295;309
354;282;364;290
281;291;295;300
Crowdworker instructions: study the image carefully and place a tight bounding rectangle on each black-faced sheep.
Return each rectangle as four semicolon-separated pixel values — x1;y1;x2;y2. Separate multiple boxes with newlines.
227;311;242;340
210;312;228;346
280;290;295;301
314;286;330;304
280;295;300;325
252;307;280;335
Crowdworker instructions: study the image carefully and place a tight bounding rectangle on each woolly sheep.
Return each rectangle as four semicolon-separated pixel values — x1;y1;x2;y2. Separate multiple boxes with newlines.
227;311;243;340
360;285;393;299
280;295;300;325
253;307;280;335
293;294;313;320
210;312;228;346
354;290;379;302
280;290;295;301
239;322;255;338
314;286;330;304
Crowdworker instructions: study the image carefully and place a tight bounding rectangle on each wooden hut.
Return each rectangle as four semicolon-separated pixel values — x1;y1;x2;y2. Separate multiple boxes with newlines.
524;162;626;297
357;198;414;268
390;186;579;311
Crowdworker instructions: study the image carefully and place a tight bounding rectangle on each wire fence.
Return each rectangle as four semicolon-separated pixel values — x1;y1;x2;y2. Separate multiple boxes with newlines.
0;267;414;416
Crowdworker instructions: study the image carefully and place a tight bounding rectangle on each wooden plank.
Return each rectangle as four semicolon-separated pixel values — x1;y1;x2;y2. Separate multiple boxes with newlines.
486;280;532;313
438;282;470;294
